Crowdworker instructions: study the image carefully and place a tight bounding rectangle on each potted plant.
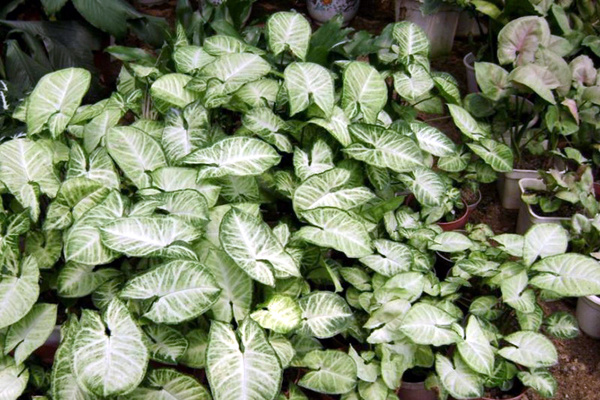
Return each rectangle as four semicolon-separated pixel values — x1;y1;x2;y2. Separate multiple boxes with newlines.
516;164;599;233
0;13;476;399
420;224;596;399
307;0;361;26
394;0;462;56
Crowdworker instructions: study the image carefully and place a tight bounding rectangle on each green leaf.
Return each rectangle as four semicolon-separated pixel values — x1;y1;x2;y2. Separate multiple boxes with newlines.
400;167;445;207
285;62;335;117
545;311;579;339
220;208;300;286
71;0;140;38
435;354;483;399
429;232;473;252
184;137;281;179
410;122;456;157
467;139;514;172
523;224;568;266
359;239;412;277
298;350;357;395
143;324;188;364
201;53;272;100
0;256;40;330
296;208;372;258
517;369;557;398
26;68;91;137
179;329;209;369
106;126;167;189
457;316;494;375
173;46;216;74
447;104;489;140
50;318;92;400
25;230;62;270
150;73;199;111
100;216;201;258
267;12;311;60
121;260;221;324
501;270;536;313
122;369;211;400
498;331;557;368
206;319;282;400
162;102;210;164
342;61;387;123
58;263;121;298
293;168;375;212
475;62;510;101
298;291;352;338
4;303;57;365
251;295;302;334
205;249;253;323
497;16;550;65
345;124;424;173
310;106;352;146
83;107;124;153
508;64;559;104
73;299;149;397
242;107;293;153
393;64;434;102
400;303;461;346
41;0;68;15
530;254;600;297
0;356;29;400
0;138;60;221
150;167;221;206
392;21;429;59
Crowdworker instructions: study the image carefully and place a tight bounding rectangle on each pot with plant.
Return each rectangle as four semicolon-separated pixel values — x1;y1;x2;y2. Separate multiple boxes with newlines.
394;0;461;56
517;164;599;233
562;214;600;338
0;13;478;399
307;0;361;26
420;223;597;399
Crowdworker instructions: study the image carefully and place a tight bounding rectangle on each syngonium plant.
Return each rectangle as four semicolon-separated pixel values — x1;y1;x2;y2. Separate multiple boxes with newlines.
453;15;600;167
1;10;599;400
410;223;600;399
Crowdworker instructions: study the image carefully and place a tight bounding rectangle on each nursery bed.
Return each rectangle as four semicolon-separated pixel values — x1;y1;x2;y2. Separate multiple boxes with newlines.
131;2;600;399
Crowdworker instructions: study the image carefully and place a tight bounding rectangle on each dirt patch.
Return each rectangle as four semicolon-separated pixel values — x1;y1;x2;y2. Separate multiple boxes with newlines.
468;183;518;233
526;300;600;400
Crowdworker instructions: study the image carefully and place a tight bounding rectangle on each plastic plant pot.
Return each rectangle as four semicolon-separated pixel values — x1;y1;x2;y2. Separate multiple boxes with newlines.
394;0;460;57
516;178;568;234
437;199;470;231
576;295;600;339
463;52;477;93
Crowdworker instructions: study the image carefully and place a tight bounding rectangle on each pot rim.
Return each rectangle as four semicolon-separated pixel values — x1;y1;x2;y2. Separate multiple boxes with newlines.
518;178;596;222
583;295;600;305
437;198;470;230
463;52;475;71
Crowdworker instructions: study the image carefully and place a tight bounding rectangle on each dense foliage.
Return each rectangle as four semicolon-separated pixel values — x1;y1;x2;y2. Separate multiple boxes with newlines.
1;6;600;400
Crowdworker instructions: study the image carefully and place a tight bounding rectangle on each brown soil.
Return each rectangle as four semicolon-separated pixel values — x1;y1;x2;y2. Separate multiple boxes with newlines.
468;183;518;233
514;153;554;171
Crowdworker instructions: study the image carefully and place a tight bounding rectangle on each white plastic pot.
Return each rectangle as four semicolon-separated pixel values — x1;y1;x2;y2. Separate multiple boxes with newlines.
395;0;460;57
463;52;477;93
577;295;600;339
307;0;360;26
515;179;568;234
498;170;542;210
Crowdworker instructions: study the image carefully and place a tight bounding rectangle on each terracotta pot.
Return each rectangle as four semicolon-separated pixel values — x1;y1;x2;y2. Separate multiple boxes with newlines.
307;0;360;26
437;199;470;231
397;380;437;400
405;196;471;231
33;326;61;364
